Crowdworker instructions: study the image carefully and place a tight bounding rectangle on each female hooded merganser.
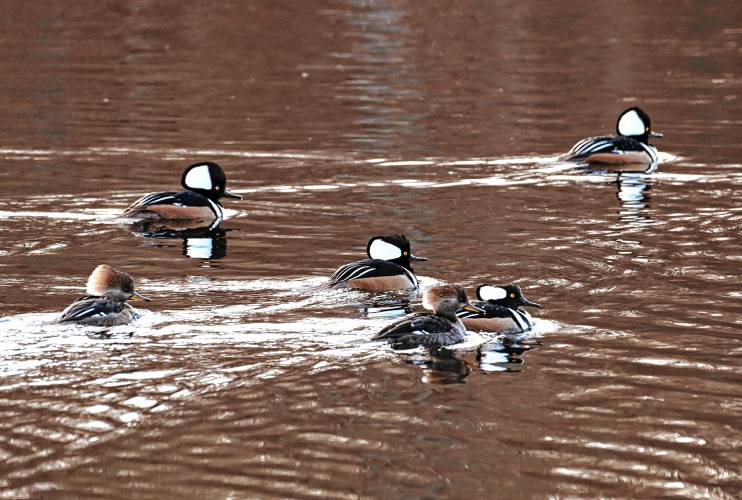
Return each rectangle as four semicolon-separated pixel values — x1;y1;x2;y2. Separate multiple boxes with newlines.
123;162;241;221
324;234;427;291
561;107;663;166
372;284;484;348
54;265;151;327
457;284;541;333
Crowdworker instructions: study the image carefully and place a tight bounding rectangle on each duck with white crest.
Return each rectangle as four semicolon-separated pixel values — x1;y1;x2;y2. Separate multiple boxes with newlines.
456;284;541;333
323;234;427;291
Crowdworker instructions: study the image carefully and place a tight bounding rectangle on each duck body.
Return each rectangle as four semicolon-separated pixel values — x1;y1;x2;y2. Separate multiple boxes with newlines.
124;162;241;221
561;107;662;167
55;295;137;327
457;284;541;334
53;264;151;327
325;234;426;291
373;284;483;348
564;134;658;166
458;302;535;333
373;312;467;348
326;258;418;291
124;189;223;221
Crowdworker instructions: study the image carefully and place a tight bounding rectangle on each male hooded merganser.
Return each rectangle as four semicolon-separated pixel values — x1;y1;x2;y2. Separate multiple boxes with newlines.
457;284;541;333
561;107;663;166
123;162;241;221
372;284;484;348
53;264;151;326
324;234;427;291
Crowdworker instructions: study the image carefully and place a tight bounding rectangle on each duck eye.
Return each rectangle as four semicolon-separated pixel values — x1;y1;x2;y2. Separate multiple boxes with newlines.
509;293;515;298
215;186;220;191
403;251;408;256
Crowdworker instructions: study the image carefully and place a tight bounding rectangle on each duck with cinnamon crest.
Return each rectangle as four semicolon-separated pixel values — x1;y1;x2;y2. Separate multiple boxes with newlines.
324;234;427;291
124;162;241;222
372;284;484;348
561;107;663;167
53;265;152;327
457;284;541;333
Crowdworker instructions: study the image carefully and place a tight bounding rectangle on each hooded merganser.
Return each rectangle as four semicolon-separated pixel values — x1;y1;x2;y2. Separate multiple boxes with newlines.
123;162;241;221
457;284;541;333
324;234;427;291
372;284;484;348
53;264;152;326
561;107;663;166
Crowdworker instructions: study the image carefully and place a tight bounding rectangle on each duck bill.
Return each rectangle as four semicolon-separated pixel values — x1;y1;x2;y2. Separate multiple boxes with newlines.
649;131;664;138
410;254;427;261
521;298;541;308
132;290;153;302
462;303;485;314
222;190;242;199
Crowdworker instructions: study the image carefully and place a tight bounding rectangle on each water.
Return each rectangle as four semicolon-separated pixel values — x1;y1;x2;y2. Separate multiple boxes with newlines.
1;1;741;498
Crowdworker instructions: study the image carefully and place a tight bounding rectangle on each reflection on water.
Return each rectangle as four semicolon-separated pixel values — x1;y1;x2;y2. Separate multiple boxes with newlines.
1;0;741;497
399;334;543;383
131;220;231;260
477;337;543;373
615;172;653;228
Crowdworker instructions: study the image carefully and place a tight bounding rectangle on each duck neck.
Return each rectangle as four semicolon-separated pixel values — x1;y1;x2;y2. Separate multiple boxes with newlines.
435;307;460;324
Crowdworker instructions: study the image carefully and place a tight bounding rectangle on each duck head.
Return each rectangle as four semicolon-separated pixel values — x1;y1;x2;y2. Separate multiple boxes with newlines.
366;234;427;270
181;162;242;202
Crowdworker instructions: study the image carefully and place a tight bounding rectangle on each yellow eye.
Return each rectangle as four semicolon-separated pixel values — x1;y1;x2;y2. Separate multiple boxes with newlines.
510;293;515;298
403;251;408;255
215;186;220;191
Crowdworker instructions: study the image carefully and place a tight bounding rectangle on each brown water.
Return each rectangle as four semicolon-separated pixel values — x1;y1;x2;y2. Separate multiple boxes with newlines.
1;1;741;498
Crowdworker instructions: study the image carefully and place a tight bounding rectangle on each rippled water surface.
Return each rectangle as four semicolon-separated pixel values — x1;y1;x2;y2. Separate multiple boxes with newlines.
1;1;741;498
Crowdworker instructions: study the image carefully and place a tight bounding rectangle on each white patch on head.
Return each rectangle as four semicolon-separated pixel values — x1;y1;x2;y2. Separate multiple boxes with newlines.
478;286;507;301
368;238;403;260
617;109;646;136
184;164;213;190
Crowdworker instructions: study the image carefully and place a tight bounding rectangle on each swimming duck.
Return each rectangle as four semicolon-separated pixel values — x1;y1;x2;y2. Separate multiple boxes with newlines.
561;107;663;166
123;162;241;221
457;284;540;333
324;234;427;291
54;264;151;326
372;284;484;348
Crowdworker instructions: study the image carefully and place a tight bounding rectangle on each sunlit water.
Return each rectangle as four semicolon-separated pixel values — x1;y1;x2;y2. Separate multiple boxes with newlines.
1;1;741;498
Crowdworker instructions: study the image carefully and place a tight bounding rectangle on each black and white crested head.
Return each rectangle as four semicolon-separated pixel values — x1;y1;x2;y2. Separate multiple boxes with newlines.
180;162;242;201
476;284;541;309
616;107;658;142
366;234;408;260
365;234;426;267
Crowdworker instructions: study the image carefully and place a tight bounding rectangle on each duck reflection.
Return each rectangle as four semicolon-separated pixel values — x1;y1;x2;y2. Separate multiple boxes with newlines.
399;336;543;384
477;336;542;373
615;172;652;227
130;219;231;259
580;161;655;228
360;292;415;320
403;346;471;384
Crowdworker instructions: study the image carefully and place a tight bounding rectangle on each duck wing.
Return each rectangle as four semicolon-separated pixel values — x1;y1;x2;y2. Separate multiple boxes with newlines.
54;296;124;323
456;301;509;319
324;259;407;288
373;313;461;348
123;190;218;217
